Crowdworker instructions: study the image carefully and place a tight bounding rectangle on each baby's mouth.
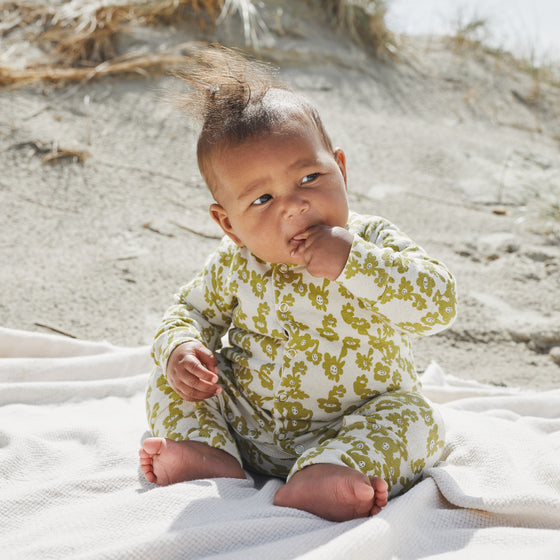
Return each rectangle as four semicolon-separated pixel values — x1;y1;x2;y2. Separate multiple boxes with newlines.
289;230;308;249
289;240;303;256
288;225;316;258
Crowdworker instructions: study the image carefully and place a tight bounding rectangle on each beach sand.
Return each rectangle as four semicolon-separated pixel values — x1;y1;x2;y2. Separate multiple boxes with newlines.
1;1;559;389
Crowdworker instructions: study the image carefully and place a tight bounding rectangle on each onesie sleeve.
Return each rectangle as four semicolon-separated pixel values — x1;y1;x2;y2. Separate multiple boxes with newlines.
151;237;236;372
337;215;457;336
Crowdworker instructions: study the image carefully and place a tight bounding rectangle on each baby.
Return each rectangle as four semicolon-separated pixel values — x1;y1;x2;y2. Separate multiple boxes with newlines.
139;48;457;522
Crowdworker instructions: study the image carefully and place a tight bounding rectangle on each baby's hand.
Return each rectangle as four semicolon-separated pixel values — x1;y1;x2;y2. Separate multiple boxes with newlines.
166;341;221;402
290;225;353;280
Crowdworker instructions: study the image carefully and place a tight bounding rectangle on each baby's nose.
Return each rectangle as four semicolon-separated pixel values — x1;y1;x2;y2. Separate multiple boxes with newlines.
283;195;309;219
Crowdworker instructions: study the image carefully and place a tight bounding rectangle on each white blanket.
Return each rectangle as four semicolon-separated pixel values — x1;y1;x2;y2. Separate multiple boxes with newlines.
1;327;559;559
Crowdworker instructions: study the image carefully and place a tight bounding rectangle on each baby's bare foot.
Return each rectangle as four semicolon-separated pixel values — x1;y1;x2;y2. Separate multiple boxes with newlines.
273;463;388;521
138;437;245;486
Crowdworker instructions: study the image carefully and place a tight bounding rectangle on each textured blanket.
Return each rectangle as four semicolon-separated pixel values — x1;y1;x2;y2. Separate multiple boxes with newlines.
1;327;559;559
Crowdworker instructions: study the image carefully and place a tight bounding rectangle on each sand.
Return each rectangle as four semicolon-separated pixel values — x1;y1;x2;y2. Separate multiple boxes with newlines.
1;1;559;390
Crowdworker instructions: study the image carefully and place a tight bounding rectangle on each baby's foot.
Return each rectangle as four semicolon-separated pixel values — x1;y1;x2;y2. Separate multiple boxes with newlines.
273;463;388;521
138;437;245;486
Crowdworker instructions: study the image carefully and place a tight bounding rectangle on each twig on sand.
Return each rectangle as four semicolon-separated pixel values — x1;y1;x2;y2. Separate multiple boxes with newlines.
9;140;89;164
142;222;175;237
42;146;90;164
9;140;52;154
33;322;77;339
18;194;78;213
170;219;223;239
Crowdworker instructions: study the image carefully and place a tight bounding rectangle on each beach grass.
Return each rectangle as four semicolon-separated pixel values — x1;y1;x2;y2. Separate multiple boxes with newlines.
326;0;397;59
1;0;558;92
518;181;560;242
0;0;396;88
446;7;560;94
0;0;222;88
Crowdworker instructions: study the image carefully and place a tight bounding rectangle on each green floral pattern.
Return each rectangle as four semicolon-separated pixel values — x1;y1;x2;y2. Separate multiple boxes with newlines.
146;212;457;495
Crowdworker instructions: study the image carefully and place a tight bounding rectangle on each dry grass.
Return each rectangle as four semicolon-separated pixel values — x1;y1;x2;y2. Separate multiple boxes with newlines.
517;180;560;243
217;0;268;47
0;2;47;35
0;0;260;89
0;0;398;89
326;0;397;59
42;5;134;66
42;146;90;164
0;44;200;88
0;0;222;89
446;8;560;101
447;8;491;54
41;0;222;66
9;139;90;165
514;57;560;107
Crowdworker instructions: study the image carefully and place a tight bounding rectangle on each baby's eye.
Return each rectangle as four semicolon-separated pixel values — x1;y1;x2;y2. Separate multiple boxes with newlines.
252;194;272;206
301;173;319;185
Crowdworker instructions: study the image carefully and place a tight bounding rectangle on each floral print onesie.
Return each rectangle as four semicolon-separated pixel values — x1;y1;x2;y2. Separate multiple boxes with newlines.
146;212;457;496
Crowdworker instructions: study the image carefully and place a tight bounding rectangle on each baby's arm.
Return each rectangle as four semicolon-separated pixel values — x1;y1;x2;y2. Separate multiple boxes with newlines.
287;216;456;336
317;215;457;336
152;238;235;394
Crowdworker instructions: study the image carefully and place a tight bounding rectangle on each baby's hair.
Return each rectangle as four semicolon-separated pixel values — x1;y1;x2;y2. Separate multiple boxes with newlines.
172;47;334;193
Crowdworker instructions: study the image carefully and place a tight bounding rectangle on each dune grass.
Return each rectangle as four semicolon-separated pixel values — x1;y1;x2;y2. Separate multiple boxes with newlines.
444;9;559;238
36;0;222;66
0;0;222;88
0;0;395;89
517;180;560;243
326;0;397;59
446;8;560;99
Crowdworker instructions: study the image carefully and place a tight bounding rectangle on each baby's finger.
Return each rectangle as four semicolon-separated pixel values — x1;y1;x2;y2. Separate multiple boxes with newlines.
196;345;220;376
292;240;315;265
181;353;219;384
176;380;222;402
290;235;312;259
290;225;327;258
296;224;326;242
290;242;303;259
292;227;312;241
185;372;220;393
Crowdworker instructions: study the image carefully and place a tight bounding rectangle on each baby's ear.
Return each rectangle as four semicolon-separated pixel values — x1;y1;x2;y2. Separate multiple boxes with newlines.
209;204;244;246
333;148;347;186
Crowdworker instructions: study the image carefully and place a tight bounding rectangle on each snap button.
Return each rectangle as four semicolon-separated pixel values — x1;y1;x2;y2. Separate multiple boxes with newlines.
279;303;289;313
294;444;305;455
248;429;257;439
279;264;288;274
277;432;286;441
286;349;296;358
277;392;287;401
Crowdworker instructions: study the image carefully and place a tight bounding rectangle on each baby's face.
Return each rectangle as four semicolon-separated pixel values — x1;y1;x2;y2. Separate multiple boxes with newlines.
209;120;349;265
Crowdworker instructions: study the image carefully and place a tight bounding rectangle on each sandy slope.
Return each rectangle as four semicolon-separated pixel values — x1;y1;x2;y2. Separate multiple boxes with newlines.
1;2;559;389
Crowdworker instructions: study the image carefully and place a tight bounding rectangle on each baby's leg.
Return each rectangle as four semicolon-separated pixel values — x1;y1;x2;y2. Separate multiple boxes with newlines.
277;390;445;519
139;438;245;485
273;463;388;521
142;364;245;485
